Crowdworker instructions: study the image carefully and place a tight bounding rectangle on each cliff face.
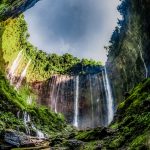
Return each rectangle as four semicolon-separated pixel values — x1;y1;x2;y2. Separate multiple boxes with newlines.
0;0;39;21
106;0;150;105
31;71;112;129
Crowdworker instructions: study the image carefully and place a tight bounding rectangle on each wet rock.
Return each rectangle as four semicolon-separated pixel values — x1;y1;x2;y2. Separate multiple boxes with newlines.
0;143;12;150
95;144;102;150
5;129;32;147
32;73;108;129
50;137;64;147
65;139;84;150
4;129;49;148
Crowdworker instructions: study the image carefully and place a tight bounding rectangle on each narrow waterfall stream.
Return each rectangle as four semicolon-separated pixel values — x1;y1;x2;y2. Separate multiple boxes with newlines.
55;77;61;113
23;111;31;135
89;75;94;128
102;67;114;125
139;46;148;78
73;76;79;128
23;96;45;139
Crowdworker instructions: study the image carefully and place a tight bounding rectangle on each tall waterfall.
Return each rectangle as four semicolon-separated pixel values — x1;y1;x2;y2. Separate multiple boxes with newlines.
16;59;31;88
55;77;61;113
33;67;115;129
73;76;79;128
8;50;23;84
102;67;114;125
89;75;94;127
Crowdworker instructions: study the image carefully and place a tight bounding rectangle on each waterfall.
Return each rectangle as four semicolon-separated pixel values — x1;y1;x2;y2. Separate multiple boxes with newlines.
23;111;31;135
8;50;23;84
89;75;94;127
16;59;31;88
32;124;45;139
139;47;148;78
55;77;61;113
23;111;45;138
102;67;114;125
36;71;114;129
138;39;148;78
50;76;56;111
73;76;79;128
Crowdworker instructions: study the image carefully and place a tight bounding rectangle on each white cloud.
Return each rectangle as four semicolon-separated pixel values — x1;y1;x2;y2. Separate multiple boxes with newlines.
24;0;121;63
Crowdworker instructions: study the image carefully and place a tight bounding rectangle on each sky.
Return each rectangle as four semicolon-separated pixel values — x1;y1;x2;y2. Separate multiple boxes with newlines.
24;0;121;63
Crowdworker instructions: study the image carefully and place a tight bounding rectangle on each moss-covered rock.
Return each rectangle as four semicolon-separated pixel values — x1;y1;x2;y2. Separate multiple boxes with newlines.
59;79;150;150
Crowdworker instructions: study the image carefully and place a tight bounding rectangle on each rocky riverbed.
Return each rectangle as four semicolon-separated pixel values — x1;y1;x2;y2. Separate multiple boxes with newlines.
0;129;50;150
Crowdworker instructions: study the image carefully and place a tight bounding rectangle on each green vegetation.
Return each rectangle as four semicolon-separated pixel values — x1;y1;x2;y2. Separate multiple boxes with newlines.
106;0;150;104
0;0;150;149
0;70;70;139
0;0;39;21
69;78;150;150
0;15;102;82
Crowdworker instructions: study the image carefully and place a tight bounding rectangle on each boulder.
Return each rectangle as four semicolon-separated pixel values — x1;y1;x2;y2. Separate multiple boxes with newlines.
65;139;84;150
4;129;49;148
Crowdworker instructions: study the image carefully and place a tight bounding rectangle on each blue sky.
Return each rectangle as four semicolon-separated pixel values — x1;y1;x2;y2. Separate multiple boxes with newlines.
24;0;121;63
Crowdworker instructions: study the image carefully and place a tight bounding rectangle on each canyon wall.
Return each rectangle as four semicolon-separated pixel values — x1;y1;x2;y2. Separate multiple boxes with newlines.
2;0;150;108
31;70;114;129
0;0;39;21
106;0;150;105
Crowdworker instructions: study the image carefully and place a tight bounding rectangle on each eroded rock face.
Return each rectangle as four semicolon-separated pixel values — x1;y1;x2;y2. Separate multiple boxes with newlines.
0;0;39;21
31;72;109;129
106;0;150;105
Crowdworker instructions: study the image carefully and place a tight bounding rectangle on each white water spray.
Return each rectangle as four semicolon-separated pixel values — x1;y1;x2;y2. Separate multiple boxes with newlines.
73;76;79;128
102;67;114;125
16;59;31;88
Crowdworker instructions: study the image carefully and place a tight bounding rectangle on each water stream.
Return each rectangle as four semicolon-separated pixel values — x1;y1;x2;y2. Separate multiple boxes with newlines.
73;76;79;128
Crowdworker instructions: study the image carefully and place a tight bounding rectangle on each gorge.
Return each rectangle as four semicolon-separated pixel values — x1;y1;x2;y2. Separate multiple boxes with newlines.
8;50;114;129
0;0;150;149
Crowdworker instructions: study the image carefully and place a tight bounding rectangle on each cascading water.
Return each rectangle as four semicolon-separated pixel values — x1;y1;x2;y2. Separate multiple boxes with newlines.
73;76;79;128
23;111;31;135
33;66;115;129
138;41;148;78
55;77;61;113
102;67;114;125
23;112;45;138
7;50;23;84
89;75;94;127
32;124;45;139
16;59;31;88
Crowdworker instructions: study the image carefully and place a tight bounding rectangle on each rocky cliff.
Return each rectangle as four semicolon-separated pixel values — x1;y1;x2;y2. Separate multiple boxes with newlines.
31;68;114;129
107;0;150;105
0;0;39;21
